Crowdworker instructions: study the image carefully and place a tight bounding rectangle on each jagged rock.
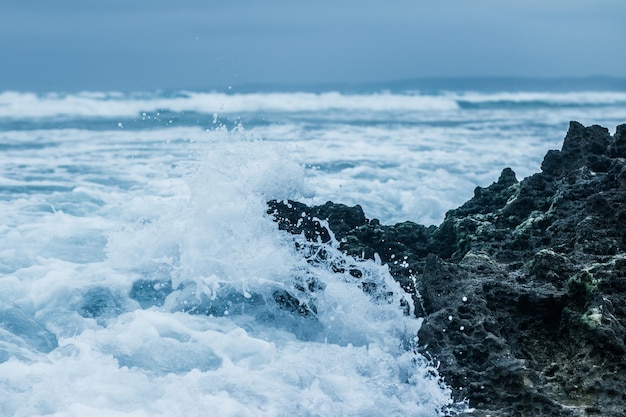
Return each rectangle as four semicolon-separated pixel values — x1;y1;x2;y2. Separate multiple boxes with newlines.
268;122;626;416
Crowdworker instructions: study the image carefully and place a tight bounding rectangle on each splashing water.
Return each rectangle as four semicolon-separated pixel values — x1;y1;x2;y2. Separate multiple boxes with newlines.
0;123;457;416
4;87;621;415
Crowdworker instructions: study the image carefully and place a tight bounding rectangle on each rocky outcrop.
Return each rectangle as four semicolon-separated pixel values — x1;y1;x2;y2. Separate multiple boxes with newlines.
268;122;626;416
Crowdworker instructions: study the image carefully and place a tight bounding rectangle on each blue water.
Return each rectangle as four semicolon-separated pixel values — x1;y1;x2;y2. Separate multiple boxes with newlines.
1;85;625;416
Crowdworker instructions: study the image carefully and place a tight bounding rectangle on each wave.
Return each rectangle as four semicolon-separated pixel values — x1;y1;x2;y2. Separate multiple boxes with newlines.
456;91;626;109
0;129;461;415
0;91;459;120
2;89;626;123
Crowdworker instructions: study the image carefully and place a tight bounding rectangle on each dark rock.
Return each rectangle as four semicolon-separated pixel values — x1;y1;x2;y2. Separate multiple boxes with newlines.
542;121;614;176
268;122;626;416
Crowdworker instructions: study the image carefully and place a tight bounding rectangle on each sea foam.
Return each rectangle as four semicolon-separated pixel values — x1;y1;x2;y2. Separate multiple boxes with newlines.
0;124;455;416
2;87;626;416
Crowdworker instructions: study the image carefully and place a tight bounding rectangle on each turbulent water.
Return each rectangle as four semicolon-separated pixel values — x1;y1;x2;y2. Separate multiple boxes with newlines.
1;86;625;416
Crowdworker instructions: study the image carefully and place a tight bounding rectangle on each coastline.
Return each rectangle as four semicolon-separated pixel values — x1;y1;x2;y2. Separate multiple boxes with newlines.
269;121;626;416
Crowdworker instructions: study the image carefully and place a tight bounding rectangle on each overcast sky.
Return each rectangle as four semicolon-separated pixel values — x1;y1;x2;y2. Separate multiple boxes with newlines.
1;0;625;92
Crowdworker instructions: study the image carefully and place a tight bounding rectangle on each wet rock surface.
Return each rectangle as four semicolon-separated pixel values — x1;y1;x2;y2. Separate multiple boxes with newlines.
268;122;626;416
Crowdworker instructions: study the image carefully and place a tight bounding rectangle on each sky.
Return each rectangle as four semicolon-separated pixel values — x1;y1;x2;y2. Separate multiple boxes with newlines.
1;0;625;92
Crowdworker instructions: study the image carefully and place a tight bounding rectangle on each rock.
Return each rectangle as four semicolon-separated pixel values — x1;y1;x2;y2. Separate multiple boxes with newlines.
268;122;626;416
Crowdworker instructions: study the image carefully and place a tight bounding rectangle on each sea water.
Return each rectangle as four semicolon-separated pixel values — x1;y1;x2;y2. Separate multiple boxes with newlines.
1;86;625;416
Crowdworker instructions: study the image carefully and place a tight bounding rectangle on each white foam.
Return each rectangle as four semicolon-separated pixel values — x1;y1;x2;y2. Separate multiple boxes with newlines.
456;90;626;105
3;90;626;121
0;90;459;119
3;88;626;416
0;125;455;416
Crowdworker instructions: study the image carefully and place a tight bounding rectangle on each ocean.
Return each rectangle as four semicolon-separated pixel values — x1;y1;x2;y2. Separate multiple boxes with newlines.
1;83;625;416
